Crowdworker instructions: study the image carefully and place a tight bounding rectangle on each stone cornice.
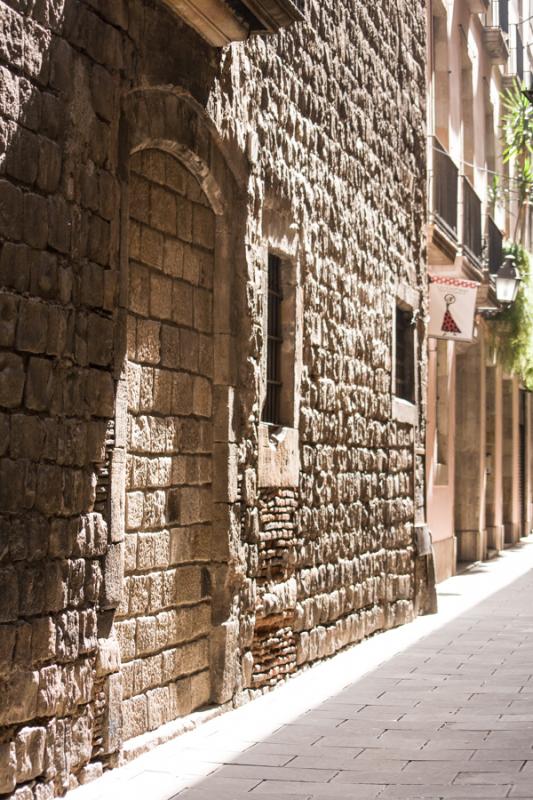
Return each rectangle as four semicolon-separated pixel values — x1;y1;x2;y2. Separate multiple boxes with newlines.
163;0;303;46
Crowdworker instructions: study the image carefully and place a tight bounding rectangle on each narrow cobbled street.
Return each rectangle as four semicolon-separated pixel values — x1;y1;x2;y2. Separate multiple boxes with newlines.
67;537;533;800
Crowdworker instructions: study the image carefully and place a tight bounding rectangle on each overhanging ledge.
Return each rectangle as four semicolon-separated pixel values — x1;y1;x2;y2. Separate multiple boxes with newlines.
162;0;304;46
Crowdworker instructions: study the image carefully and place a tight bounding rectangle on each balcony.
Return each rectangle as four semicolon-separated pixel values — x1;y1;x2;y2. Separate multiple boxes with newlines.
163;0;304;46
483;0;509;64
487;216;504;274
462;177;483;269
429;139;459;264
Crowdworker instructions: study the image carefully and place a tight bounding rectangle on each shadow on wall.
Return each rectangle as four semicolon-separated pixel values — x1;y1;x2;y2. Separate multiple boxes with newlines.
0;0;230;796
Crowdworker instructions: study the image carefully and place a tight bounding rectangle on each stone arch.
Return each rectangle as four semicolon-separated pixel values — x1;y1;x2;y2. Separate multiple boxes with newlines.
111;88;244;743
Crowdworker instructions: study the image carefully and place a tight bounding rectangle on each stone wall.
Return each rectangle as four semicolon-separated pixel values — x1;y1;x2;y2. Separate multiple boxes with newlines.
0;0;428;796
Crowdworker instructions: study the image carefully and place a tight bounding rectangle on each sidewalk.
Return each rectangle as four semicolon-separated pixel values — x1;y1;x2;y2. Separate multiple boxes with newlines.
68;536;533;800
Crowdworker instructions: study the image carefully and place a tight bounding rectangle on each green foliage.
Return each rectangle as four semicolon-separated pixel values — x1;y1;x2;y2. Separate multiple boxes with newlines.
501;83;533;239
488;173;501;209
488;243;533;390
501;82;533;162
492;85;533;387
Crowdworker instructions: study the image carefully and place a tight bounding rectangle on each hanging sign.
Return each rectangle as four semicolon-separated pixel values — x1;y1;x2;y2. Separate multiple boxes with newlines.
428;276;480;342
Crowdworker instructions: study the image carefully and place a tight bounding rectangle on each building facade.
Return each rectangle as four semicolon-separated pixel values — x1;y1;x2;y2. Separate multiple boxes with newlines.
0;0;432;795
426;0;533;582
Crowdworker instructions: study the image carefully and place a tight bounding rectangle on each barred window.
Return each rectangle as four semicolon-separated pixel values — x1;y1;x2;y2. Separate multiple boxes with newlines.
395;306;415;404
263;253;283;424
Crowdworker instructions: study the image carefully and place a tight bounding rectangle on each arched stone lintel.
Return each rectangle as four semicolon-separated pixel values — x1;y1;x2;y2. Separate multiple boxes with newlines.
121;86;247;211
131;138;226;215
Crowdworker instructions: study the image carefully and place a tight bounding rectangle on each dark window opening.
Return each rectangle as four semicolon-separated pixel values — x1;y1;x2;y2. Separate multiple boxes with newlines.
498;0;509;33
263;253;283;424
395;307;415;404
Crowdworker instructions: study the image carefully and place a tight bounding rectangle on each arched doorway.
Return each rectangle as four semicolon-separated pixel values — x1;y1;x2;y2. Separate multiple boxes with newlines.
111;88;245;743
118;148;215;739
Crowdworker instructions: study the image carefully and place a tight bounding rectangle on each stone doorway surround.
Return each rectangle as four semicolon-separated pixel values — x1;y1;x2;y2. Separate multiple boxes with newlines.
102;86;246;752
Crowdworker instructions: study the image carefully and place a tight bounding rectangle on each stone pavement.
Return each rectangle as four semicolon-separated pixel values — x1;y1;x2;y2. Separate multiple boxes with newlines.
68;537;533;800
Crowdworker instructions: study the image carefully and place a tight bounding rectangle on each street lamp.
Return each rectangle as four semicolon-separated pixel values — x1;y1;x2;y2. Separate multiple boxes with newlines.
495;253;522;305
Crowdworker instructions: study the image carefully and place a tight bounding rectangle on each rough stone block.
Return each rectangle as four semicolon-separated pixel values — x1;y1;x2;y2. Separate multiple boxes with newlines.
151;184;176;235
192;204;215;250
16;298;48;353
174;187;193;241
25;356;54;412
136;615;157;656
101;543;124;609
175;566;202;605
23;192;48;248
0;565;19;622
129;415;151;453
0;669;39;725
0;742;16;793
190;669;210;710
55;611;79;662
121;693;147;740
85;368;114;417
101;671;122;754
34;463;63;514
30;250;58;301
163;236;184;277
178;486;211;526
128;261;150;316
37;136;62;193
47;195;71;254
15;726;46;782
87;314;113;366
136;318;161;364
0;242;30;292
171;280;193;327
0;64;19;121
142;489;166;529
23;18;51;86
129;174;150;226
114;619;136;661
193;287;212;333
0;622;16;674
146;685;170;730
140;224;163;269
137;366;154;413
78;761;103;785
126;491;144;530
31;616;56;664
5;127;39;185
160;324;180;369
0;352;25;408
179;637;209;675
0;291;18;347
46;306;69;356
150;272;173;321
192;375;212;418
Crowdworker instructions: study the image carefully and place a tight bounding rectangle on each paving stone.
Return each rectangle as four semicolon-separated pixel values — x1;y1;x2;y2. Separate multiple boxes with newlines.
250;782;383;798
217;765;338;782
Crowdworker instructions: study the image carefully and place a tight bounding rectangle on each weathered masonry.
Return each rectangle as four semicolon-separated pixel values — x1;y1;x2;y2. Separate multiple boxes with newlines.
0;0;431;795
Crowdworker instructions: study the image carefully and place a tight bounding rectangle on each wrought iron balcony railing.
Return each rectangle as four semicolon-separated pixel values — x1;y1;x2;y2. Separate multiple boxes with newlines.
432;138;458;241
462;177;483;267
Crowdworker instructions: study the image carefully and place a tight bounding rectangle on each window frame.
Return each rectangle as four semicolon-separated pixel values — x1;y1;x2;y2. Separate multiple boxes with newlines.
392;285;419;426
263;253;284;425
